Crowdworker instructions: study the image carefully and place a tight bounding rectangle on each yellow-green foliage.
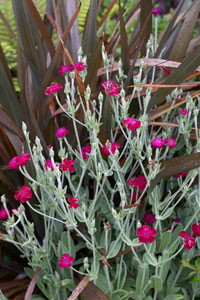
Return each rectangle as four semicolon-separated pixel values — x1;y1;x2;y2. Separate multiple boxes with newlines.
78;0;91;31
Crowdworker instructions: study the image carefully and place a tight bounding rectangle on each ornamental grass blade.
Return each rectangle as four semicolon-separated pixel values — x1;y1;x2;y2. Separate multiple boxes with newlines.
148;90;200;121
119;0;130;74
39;4;81;99
155;0;189;58
82;0;97;67
0;61;22;126
140;0;152;57
147;45;200;110
12;0;46;77
24;0;55;58
0;108;24;140
169;0;200;59
59;0;80;62
84;34;104;91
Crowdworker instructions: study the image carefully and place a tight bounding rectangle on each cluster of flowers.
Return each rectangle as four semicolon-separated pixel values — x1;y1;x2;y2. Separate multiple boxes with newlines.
151;137;176;149
8;152;31;169
178;223;200;250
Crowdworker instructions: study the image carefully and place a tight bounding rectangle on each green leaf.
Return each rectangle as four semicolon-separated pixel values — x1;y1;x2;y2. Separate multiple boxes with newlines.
136;264;149;297
144;252;157;267
151;275;163;292
163;295;184;300
160;231;172;252
191;276;200;283
60;231;75;258
107;239;122;258
159;207;174;221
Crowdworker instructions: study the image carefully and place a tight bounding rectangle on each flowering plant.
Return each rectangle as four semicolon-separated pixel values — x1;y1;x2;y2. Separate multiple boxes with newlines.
1;48;200;300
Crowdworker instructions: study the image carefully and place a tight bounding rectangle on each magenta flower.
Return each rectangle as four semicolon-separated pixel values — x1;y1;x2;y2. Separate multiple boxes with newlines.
101;80;120;96
152;8;160;15
158;66;171;75
79;144;92;160
0;208;10;220
174;217;181;223
14;185;32;203
102;142;120;157
59;253;74;269
8;152;31;169
128;175;147;191
179;231;195;250
68;197;79;209
151;137;166;149
192;223;200;237
181;109;189;116
75;62;87;72
58;64;75;75
45;160;54;171
55;127;69;138
165;138;176;149
173;171;187;178
144;212;155;225
59;158;75;173
137;225;156;244
130;192;143;204
123;117;141;131
45;83;62;95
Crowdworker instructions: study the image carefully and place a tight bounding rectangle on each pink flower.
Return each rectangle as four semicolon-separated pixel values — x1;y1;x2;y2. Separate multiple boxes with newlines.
181;109;189;116
8;153;31;169
58;64;75;75
55;127;69;138
130;192;143;204
102;142;120;156
48;145;53;149
123;118;141;131
128;175;147;191
152;8;160;15
174;217;181;223
59;158;75;173
0;208;10;220
79;144;91;160
101;80;120;96
179;231;195;250
68;197;79;209
165;138;176;149
75;62;87;72
45;83;62;95
158;67;171;75
59;253;74;269
151;137;166;149
173;171;187;178
45;160;54;171
192;223;200;237
137;225;156;244
14;185;32;203
144;212;155;224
